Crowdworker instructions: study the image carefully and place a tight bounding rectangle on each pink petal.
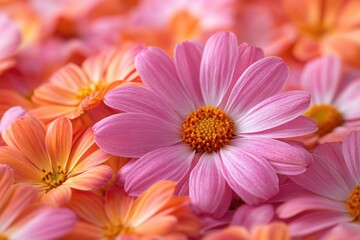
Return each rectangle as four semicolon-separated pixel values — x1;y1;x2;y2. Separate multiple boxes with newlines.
220;147;278;204
200;32;238;106
231;204;274;229
0;106;27;134
291;142;353;200
324;223;360;240
10;208;76;240
301;56;341;104
0;13;20;59
135;47;194;115
122;143;194;195
334;80;360;120
93;113;181;158
189;153;233;218
277;196;347;219
175;40;204;107
65;165;112;191
232;138;311;175
342;131;360;184
42;185;72;207
288;211;351;237
225;57;288;120
105;86;180;124
238;91;310;133
241;116;317;138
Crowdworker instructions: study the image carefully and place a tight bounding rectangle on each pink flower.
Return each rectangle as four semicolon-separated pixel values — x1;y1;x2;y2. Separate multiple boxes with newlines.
0;106;27;145
0;164;76;240
276;130;360;237
94;32;316;217
300;56;360;146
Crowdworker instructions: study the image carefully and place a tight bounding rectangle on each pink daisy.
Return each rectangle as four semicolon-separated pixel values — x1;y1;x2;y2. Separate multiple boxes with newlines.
94;32;316;217
276;130;360;237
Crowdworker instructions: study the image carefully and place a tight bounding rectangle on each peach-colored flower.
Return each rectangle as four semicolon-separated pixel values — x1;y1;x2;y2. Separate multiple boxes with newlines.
0;115;112;206
64;181;201;239
0;164;76;240
30;45;143;123
203;222;291;240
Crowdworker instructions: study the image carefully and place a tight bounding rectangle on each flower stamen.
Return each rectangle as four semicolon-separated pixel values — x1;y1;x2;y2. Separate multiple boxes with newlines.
182;106;234;153
346;185;360;223
41;164;67;191
76;81;107;100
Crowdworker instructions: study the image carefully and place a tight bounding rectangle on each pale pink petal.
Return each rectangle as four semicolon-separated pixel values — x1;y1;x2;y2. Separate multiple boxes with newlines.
231;204;274;229
324;223;360;240
105;86;180;124
93;113;181;158
175;40;204;107
334;80;360;120
135;47;194;115
45;117;72;169
65;165;112;191
232;138;311;175
42;185;72;207
288;211;352;237
277;196;347;219
238;91;310;133
200;32;238;106
342;131;360;183
122;143;194;195
189;153;233;218
300;56;341;104
220;147;278;204
0;13;20;59
225;57;288;119
9;208;76;240
241;116;317;138
0;106;27;134
291;142;353;200
0;185;38;232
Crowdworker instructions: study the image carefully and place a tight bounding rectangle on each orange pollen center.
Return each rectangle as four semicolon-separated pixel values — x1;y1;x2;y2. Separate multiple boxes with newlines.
304;104;343;137
76;81;107;100
103;223;134;239
182;106;234;153
345;185;360;223
41;165;67;190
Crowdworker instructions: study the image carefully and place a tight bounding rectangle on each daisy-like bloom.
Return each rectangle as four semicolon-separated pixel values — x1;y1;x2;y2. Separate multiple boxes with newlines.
0;106;27;145
64;181;201;239
298;56;360;147
0;12;21;74
0;164;76;240
94;32;316;217
119;0;236;54
0;115;112;206
276;131;360;237
30;44;143;123
203;222;291;240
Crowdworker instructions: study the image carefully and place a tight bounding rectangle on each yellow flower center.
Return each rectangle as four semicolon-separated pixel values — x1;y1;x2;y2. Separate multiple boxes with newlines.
346;185;360;223
304;104;343;137
76;81;107;100
41;165;67;191
104;223;134;239
182;106;234;153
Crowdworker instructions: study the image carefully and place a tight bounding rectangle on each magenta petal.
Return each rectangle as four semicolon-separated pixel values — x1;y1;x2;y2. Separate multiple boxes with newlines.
122;143;194;195
301;56;341;104
343;131;360;183
238;91;310;133
291;142;353;200
219;147;278;204
231;204;274;229
175;40;204;107
200;32;238;106
135;47;194;115
225;57;288;119
93;113;181;158
232;138;311;175
241;116;317;138
189;153;233;218
105;86;180;124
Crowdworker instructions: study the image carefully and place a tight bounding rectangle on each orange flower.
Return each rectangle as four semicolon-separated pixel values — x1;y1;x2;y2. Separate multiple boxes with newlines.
0;115;112;206
64;181;201;239
30;45;143;123
0;164;77;240
203;222;291;240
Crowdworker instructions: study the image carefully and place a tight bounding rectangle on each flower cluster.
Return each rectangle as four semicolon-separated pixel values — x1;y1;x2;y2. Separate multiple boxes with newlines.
1;0;360;239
